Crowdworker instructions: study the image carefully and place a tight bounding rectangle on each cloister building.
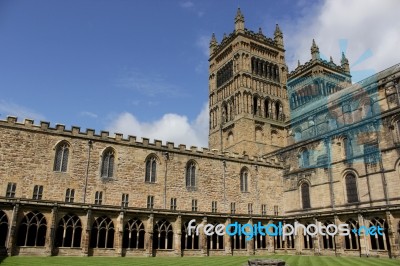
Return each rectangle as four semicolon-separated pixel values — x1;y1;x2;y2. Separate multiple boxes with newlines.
0;9;399;258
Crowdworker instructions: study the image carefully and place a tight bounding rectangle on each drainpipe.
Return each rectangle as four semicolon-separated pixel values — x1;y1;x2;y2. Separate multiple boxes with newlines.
83;140;93;204
163;152;170;209
325;138;335;209
223;160;226;212
253;165;259;214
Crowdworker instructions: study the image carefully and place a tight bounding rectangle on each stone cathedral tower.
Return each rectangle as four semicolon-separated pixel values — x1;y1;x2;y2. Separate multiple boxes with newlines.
208;8;289;156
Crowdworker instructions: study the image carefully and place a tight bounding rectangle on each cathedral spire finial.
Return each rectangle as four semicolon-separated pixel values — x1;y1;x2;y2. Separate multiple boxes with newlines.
235;8;244;21
209;33;218;55
274;23;284;48
274;24;282;36
311;39;320;60
234;8;245;33
341;52;350;74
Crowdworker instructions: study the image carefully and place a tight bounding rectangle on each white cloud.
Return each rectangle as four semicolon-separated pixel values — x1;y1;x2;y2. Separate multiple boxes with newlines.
80;111;98;118
285;0;400;81
180;1;194;9
0;99;45;121
107;102;209;148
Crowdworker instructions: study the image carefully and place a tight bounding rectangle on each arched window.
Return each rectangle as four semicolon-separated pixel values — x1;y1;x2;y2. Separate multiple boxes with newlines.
240;168;249;192
17;211;47;247
275;101;281;120
265;98;271;118
344;219;359;250
345;174;358;203
300;149;310;167
343;137;353;159
0;211;8;247
322;221;334;249
223;104;228;122
145;156;157;183
153;220;173;250
55;214;82;248
122;218;145;249
54;141;69;172
301;183;311;209
101;148;115;178
90;216;115;248
230;221;246;250
181;221;199;250
369;218;390;251
253;96;258;115
303;223;314;249
273;222;294;250
186;161;196;188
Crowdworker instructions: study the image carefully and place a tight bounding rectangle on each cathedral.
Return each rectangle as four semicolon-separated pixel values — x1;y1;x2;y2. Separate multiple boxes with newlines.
0;9;399;258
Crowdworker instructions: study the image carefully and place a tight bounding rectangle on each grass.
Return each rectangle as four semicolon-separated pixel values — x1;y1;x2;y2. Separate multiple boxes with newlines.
1;255;399;266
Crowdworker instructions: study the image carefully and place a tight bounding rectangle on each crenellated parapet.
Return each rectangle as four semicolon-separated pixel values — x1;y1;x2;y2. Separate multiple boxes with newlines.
0;116;284;168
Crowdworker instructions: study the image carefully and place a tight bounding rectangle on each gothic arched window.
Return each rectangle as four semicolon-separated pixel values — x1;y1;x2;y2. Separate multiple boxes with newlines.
54;141;70;172
344;219;359;250
122;218;145;249
369;218;390;251
90;216;115;248
17;211;47;247
55;214;82;248
0;211;8;247
240;168;249;192
186;161;196;188
101;148;115;178
153;220;173;250
301;183;311;209
182;221;200;250
343;136;353;159
300;148;310;167
145;156;157;183
345;174;358;203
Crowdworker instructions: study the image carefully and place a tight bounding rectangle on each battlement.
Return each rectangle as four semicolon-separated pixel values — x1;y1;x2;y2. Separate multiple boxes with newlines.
211;28;280;60
0;116;283;168
288;57;349;81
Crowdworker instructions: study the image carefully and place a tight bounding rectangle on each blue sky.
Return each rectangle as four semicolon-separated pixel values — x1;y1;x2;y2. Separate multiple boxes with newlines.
0;0;399;147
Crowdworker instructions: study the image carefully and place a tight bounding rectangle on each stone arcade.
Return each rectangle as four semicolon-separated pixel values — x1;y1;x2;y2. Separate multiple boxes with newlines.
0;9;400;258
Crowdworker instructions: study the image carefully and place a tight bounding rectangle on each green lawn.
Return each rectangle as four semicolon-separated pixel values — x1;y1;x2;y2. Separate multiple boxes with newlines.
1;255;399;266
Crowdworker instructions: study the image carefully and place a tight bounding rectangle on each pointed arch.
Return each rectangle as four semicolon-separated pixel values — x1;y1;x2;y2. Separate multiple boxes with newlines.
153;220;173;250
55;214;82;248
101;147;115;178
299;147;310;168
344;219;360;250
182;221;200;250
0;211;8;247
345;173;358;203
322;220;335;249
122;218;145;249
369;218;390;251
300;182;311;209
54;140;70;172
240;167;249;192
17;211;47;247
145;154;159;183
90;216;115;248
186;160;198;189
